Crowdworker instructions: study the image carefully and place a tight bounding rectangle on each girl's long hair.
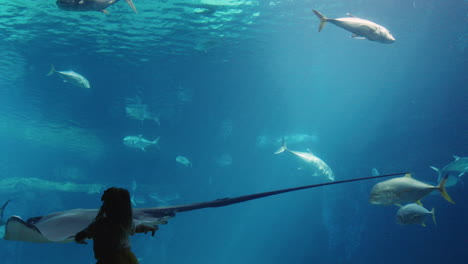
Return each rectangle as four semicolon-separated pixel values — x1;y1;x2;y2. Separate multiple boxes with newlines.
96;187;133;232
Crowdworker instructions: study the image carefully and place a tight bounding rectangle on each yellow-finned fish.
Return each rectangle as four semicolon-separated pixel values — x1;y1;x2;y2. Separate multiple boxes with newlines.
369;173;454;205
312;10;395;44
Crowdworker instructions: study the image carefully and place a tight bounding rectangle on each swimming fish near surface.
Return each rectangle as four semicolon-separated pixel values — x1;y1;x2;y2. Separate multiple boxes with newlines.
47;65;90;89
123;135;160;151
56;0;137;14
176;155;192;167
312;10;395;44
396;203;436;227
369;173;454;206
275;138;334;181
430;155;468;188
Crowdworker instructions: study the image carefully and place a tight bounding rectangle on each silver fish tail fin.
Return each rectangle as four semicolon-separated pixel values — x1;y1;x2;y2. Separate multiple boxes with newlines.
437;174;455;204
274;137;287;154
125;0;138;14
312;10;328;32
152;137;160;149
430;208;437;226
47;65;56;76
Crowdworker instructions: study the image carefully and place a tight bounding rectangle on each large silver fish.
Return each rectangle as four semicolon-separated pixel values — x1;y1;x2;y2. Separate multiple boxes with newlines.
47;65;90;89
430;155;468;187
123;135;160;151
274;138;334;181
312;10;395;44
56;0;137;14
396;203;436;227
369;173;454;205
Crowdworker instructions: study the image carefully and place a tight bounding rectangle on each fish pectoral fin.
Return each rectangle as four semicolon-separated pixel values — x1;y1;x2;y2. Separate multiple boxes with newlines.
101;9;110;14
351;34;366;40
125;0;138;14
431;208;437;226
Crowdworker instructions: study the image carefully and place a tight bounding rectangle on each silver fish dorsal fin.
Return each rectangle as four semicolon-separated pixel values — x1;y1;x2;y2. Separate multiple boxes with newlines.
404;173;412;178
346;13;356;17
453;155;460;160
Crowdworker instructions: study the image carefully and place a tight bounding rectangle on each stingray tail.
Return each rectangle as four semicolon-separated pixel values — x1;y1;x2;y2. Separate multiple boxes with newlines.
274;137;287;154
437;174;455;204
47;65;56;76
312;10;329;32
125;0;138;13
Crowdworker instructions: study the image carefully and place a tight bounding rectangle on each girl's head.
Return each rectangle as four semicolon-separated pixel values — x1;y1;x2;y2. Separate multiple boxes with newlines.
98;187;133;230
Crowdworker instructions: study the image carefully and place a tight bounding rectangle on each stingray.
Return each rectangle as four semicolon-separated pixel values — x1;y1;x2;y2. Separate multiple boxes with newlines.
3;172;407;243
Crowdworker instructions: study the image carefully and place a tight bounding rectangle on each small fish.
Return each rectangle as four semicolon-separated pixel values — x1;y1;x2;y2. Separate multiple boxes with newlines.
369;173;454;205
55;0;137;14
430;155;468;187
47;65;90;89
123;135;160;151
312;10;396;44
396;203;436;227
176;156;192;167
274;137;334;181
125;103;160;125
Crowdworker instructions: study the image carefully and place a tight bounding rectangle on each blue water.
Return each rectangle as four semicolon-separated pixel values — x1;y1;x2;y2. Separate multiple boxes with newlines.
0;0;466;263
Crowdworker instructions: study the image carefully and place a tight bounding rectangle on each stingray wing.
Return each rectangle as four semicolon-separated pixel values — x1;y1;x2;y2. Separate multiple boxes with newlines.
4;216;52;243
4;208;175;243
4;209;98;243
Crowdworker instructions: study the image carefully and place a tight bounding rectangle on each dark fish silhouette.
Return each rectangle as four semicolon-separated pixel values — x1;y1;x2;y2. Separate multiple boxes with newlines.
3;172;408;243
56;0;137;14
